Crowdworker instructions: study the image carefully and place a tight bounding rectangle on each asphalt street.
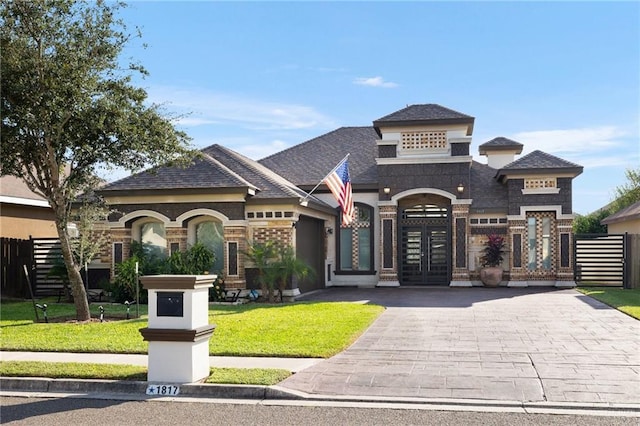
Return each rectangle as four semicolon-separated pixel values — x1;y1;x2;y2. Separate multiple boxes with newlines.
2;396;638;426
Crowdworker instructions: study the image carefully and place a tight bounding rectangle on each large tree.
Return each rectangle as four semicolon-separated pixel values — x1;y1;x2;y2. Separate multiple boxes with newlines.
1;0;195;320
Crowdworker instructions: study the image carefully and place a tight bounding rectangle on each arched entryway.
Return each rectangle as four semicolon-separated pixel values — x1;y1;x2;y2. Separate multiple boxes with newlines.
398;195;451;285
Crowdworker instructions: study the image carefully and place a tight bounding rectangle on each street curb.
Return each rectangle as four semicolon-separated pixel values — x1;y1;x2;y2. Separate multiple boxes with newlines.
3;377;640;416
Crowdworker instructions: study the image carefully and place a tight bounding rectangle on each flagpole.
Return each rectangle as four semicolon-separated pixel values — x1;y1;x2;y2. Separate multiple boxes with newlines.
300;153;350;205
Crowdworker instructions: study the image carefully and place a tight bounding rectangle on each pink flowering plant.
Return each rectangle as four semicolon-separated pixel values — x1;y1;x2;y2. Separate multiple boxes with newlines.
480;234;505;267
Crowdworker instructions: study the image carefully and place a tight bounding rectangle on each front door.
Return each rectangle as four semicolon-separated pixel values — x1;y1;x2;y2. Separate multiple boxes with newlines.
400;225;449;285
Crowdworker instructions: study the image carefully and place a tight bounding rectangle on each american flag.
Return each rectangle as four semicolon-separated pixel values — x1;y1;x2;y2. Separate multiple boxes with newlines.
324;158;355;226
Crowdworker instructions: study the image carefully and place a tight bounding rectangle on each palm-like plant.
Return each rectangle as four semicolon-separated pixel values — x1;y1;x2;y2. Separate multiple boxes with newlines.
273;245;315;302
243;241;279;301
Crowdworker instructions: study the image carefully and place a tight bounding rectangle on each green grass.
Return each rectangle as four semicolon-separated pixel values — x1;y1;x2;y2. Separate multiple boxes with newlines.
0;361;290;385
0;300;384;358
577;287;640;320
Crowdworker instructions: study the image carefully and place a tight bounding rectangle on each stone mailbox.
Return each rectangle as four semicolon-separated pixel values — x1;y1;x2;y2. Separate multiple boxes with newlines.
139;275;215;383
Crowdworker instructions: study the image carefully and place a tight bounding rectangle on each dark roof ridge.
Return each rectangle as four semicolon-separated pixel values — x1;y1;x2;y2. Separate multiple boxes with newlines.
374;103;473;122
212;144;317;200
200;150;258;190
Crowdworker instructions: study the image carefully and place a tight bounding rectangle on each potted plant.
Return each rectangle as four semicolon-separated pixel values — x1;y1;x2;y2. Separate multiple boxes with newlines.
479;234;505;287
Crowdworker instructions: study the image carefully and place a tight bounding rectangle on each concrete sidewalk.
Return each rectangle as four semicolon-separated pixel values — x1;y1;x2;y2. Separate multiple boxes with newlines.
0;351;320;373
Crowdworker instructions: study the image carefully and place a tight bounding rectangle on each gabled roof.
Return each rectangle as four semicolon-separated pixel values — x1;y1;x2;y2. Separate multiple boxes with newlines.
479;137;524;155
99;148;257;193
202;145;314;201
601;200;640;225
372;104;475;136
99;144;328;206
259;127;379;188
0;175;50;208
496;150;583;180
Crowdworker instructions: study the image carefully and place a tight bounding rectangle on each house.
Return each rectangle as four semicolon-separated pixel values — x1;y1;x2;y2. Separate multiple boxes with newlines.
97;104;583;295
0;175;58;239
601;201;640;234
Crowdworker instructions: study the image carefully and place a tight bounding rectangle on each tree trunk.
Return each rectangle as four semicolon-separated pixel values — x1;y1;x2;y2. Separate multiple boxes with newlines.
56;214;91;321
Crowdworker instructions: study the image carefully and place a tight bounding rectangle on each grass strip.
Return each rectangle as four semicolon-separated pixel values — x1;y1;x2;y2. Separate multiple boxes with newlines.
0;361;291;386
577;287;640;320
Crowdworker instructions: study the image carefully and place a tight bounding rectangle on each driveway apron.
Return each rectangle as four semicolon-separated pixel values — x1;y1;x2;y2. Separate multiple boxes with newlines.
280;288;640;404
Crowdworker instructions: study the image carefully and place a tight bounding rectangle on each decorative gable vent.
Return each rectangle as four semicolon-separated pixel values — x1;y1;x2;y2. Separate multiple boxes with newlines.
401;131;447;151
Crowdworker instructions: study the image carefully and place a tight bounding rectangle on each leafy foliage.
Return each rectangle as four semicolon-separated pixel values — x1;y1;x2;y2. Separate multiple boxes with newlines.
0;0;195;320
573;210;609;234
480;234;505;268
244;241;315;303
610;166;640;214
110;242;215;303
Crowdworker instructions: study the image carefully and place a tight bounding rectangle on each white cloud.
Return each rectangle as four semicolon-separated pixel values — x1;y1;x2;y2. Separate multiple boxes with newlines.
512;126;626;154
511;126;636;169
353;76;398;88
148;86;336;131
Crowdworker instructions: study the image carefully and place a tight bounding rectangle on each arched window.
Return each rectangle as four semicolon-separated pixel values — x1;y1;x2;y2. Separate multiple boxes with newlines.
139;221;166;257
195;220;224;273
336;203;374;274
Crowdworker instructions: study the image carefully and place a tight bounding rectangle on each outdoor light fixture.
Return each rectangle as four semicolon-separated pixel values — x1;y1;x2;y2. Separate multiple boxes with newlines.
457;183;464;194
326;227;333;235
383;187;391;194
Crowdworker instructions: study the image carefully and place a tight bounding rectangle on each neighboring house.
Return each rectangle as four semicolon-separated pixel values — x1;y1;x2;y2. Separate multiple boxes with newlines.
97;104;583;296
601;201;640;234
0;175;57;239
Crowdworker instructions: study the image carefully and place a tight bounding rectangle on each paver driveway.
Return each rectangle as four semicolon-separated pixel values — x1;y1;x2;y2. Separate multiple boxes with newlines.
281;287;640;404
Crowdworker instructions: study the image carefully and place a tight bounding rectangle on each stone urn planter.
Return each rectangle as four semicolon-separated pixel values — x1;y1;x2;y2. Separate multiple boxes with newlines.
480;266;503;287
480;234;505;287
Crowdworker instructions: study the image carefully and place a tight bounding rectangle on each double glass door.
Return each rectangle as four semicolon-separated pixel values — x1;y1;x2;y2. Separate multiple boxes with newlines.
400;225;449;285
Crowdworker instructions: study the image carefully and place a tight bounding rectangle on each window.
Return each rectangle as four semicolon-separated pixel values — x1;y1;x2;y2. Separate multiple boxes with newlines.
337;204;374;273
196;221;224;273
527;215;554;271
140;222;166;256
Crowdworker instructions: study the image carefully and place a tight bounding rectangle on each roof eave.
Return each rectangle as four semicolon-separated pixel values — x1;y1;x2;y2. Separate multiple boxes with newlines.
496;167;584;180
373;118;475;137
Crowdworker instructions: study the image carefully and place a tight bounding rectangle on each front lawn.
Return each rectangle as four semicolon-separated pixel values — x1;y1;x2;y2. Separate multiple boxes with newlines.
0;361;290;385
577;287;640;320
0;300;384;358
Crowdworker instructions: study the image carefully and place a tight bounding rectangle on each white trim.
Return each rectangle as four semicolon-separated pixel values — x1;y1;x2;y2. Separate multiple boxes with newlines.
448;137;472;144
376;139;398;146
115;210;172;228
375;156;473;165
522;188;561;195
391;188;458;203
450;280;473;287
176;209;230;227
376;280;400;287
0;195;50;208
507;205;575;221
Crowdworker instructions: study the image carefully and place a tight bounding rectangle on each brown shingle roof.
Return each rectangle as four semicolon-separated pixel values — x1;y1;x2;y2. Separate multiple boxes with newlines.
259;127;379;188
372;104;475;136
601;201;640;225
496;150;583;180
479;137;524;155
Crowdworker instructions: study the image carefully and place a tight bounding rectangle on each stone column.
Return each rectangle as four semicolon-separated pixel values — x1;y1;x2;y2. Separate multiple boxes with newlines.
451;203;472;287
377;204;399;286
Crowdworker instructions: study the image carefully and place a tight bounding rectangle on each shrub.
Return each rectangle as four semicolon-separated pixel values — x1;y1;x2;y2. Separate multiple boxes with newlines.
480;234;505;268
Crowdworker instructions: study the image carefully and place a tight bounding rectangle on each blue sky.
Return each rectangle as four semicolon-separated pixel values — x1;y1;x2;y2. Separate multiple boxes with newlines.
114;1;639;215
